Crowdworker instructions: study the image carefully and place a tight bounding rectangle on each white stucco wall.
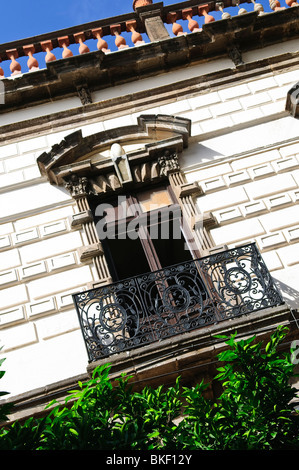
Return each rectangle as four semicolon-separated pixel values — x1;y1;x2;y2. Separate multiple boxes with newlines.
0;54;299;397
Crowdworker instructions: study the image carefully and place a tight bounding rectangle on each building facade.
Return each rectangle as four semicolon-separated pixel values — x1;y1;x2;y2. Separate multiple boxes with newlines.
0;0;299;419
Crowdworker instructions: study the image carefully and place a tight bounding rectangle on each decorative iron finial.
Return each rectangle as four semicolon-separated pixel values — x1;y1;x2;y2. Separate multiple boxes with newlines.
133;0;153;10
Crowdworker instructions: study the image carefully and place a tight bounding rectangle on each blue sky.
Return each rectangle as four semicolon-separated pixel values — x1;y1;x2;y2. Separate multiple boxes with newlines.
0;0;176;75
0;0;272;43
0;0;177;43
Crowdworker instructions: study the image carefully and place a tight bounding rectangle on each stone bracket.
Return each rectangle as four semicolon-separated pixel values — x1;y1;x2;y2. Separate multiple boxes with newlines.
77;242;104;262
76;83;92;105
179;182;203;198
194;211;218;230
227;45;244;68
69;210;94;229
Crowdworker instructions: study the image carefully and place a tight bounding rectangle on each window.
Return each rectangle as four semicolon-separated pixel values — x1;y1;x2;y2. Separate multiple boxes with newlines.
90;184;196;281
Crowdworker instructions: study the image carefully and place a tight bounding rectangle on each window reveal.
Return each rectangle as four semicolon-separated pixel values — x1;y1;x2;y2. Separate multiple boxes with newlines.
91;185;196;281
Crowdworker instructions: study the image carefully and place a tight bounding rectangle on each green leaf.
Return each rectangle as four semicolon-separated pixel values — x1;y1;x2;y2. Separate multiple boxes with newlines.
0;357;6;368
0;326;297;451
148;431;160;438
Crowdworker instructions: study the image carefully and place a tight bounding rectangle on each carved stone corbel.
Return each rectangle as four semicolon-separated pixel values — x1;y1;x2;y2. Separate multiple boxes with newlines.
158;150;180;176
179;182;203;199
228;45;244;67
69;210;94;229
64;174;92;199
76;84;93;105
77;242;104;262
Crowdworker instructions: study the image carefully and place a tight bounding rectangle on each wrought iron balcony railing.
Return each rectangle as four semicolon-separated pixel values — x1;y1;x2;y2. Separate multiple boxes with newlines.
73;243;284;362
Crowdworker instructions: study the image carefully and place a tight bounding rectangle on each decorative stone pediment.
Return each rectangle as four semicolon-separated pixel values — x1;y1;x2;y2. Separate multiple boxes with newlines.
37;115;191;195
37;113;216;274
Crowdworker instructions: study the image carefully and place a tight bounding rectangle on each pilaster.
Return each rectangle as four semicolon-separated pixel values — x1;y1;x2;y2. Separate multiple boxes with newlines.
64;175;111;284
157;150;216;255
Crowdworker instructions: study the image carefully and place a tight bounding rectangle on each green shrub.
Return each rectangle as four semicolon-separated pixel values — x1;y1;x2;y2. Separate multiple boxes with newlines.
0;326;298;450
178;325;299;450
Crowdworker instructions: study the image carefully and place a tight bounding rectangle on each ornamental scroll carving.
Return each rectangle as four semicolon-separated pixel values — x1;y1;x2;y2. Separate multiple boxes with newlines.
63;149;182;198
157;150;180;176
77;85;93;105
64;174;91;198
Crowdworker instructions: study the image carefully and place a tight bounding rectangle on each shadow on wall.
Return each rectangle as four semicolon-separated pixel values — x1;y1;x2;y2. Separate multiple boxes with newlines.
180;143;224;169
273;277;299;312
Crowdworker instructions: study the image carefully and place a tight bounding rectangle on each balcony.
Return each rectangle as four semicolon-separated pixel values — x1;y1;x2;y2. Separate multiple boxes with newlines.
1;0;299;122
73;243;284;363
0;0;297;79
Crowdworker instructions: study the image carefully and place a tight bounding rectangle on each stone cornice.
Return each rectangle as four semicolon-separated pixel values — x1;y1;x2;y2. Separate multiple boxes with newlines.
37;114;191;187
1;8;299;115
1;52;298;145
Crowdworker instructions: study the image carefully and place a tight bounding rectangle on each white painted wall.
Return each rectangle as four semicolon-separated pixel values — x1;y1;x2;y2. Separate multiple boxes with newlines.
0;59;298;397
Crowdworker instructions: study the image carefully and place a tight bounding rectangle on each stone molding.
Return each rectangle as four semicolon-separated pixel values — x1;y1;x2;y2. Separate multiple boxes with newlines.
69;210;94;228
1;54;298;145
86;304;293;387
37;114;191;188
1;7;299;115
77;242;104;262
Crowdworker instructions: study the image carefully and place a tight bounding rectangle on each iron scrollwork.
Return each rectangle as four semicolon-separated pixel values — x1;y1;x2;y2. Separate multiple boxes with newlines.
197;244;283;319
73;243;284;362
